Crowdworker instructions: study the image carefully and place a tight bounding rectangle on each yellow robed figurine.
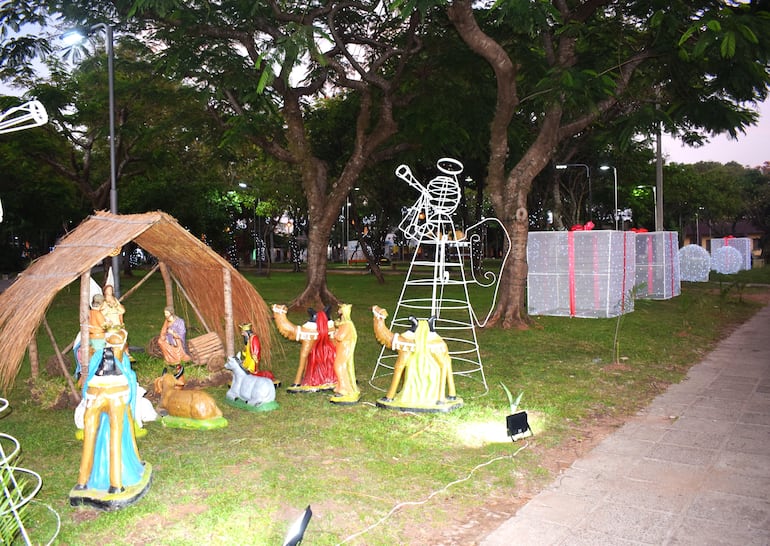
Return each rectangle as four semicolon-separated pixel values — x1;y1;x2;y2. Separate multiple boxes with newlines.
372;306;462;413
70;331;152;510
330;304;360;405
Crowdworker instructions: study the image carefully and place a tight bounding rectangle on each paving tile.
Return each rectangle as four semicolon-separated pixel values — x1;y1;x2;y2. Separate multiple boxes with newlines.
714;450;770;478
701;468;770;501
581;501;676;544
658;428;727;450
668;416;736;435
541;469;613;499
479;517;568;546
591;436;655;457
690;396;747;412
681;403;744;420
557;528;648;545
625;457;709;487
738;411;770;426
645;443;717;466
667;516;767;545
516;490;595;527
723;424;770;454
686;490;770;527
601;476;692;513
570;451;638;475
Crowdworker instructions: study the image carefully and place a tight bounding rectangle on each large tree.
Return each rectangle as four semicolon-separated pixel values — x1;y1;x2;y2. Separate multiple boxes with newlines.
413;0;770;328
3;1;424;308
118;1;422;308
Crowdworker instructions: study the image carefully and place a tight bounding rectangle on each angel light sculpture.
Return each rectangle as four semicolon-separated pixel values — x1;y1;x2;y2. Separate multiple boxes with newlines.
370;158;510;399
1;100;49;223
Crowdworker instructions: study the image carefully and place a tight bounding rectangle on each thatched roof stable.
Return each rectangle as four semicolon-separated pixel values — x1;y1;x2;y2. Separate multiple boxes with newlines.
0;211;272;391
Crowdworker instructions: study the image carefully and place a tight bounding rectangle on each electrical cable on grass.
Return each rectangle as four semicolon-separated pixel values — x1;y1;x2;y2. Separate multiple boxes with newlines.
30;500;62;546
336;441;529;545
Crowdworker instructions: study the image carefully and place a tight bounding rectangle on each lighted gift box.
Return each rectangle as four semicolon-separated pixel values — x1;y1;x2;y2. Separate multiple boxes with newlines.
527;230;636;318
679;244;711;282
711;237;752;271
634;231;681;299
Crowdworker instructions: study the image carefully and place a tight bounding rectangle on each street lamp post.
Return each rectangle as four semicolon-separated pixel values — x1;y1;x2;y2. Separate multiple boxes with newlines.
600;165;618;230
555;163;592;222
63;23;119;296
635;185;658;231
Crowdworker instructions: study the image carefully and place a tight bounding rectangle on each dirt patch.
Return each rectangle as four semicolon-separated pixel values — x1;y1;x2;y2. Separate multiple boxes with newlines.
122;502;209;544
744;289;770;305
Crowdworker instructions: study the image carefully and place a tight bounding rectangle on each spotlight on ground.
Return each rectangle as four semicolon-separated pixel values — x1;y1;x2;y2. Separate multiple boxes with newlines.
283;505;312;546
501;383;532;442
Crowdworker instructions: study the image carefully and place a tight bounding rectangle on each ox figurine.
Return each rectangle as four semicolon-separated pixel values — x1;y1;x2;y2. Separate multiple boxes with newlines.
154;369;228;430
224;357;278;411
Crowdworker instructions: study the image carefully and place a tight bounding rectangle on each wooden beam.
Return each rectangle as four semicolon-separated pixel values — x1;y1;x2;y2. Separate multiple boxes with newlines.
28;338;39;379
79;271;91;385
119;262;161;302
223;267;235;358
43;318;80;403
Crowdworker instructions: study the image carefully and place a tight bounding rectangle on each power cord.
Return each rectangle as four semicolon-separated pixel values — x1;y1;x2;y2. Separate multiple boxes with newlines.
337;441;530;545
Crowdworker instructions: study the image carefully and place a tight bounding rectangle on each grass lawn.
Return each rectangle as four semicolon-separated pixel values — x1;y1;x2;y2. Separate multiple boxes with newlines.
1;264;768;545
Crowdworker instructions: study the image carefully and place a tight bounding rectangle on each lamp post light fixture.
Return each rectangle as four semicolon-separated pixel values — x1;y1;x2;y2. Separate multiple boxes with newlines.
63;23;120;296
555;163;592;222
599;165;618;230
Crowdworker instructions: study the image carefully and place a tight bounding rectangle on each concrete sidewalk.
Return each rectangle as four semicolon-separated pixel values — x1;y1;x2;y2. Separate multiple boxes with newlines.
481;304;770;546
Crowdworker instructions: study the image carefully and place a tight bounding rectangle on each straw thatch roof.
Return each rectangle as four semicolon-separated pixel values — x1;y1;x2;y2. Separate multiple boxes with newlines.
0;211;272;392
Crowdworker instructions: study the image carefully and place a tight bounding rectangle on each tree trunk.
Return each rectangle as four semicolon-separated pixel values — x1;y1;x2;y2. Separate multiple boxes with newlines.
552;172;566;231
290;221;339;310
486;196;532;329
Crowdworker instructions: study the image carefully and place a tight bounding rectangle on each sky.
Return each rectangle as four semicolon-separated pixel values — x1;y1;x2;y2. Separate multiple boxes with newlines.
662;99;770;168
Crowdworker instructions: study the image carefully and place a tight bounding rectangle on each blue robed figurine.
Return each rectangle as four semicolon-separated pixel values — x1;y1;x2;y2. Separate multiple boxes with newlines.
70;329;152;510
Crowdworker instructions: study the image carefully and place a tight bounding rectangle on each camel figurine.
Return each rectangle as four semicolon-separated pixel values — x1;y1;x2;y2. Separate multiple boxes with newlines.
272;304;337;393
372;305;461;412
330;303;360;405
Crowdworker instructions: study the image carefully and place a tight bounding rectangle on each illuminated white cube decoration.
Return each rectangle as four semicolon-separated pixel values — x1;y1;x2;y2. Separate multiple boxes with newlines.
634;231;681;299
527;231;636;318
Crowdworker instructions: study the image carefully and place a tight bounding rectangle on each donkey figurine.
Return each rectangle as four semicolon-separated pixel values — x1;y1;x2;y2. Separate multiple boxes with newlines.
225;357;276;406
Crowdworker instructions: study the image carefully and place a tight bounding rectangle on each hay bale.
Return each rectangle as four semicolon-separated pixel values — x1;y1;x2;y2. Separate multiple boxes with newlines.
146;335;163;358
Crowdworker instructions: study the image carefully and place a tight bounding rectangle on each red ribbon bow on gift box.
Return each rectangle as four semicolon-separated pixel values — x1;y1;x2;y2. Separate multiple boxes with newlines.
569;221;595;231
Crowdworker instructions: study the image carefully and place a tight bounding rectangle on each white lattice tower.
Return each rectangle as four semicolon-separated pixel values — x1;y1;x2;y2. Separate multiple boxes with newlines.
371;158;490;395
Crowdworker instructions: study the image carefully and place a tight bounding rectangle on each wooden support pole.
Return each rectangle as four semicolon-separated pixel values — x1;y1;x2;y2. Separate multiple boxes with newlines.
223;267;235;358
43;318;81;403
79;271;91;384
119;262;161;302
28;338;39;379
159;262;174;309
